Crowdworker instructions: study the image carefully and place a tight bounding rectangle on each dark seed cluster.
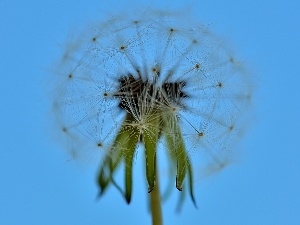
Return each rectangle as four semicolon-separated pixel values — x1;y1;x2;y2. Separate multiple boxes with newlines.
115;73;188;113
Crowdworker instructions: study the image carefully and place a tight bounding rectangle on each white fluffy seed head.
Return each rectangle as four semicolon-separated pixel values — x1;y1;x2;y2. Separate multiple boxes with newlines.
51;9;253;171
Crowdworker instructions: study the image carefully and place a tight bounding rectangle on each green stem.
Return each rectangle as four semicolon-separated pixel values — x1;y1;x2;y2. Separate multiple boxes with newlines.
150;169;163;225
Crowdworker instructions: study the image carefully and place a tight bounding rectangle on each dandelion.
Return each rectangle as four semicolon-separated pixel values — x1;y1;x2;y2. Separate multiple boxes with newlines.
52;9;253;225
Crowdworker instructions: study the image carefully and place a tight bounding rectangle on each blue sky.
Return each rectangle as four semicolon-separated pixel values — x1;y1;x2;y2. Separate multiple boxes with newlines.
1;0;300;224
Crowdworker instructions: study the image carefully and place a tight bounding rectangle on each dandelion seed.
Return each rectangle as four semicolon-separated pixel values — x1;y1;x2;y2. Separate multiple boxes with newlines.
51;8;253;215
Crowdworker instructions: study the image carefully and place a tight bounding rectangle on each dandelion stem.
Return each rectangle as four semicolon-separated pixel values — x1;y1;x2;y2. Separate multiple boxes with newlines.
150;167;163;225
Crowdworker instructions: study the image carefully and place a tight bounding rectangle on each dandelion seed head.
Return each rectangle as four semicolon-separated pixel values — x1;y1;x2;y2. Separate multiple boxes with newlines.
51;8;253;202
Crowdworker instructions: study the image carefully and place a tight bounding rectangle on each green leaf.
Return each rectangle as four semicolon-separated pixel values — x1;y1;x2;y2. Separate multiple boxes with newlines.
124;126;139;203
97;114;136;196
175;137;188;191
187;161;197;208
163;114;187;191
143;112;160;193
163;112;196;208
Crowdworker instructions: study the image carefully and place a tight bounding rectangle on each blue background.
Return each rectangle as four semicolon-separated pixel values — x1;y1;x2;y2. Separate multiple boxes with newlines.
1;0;299;224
